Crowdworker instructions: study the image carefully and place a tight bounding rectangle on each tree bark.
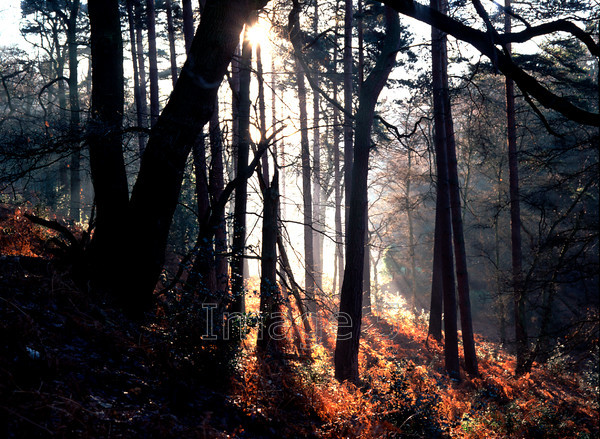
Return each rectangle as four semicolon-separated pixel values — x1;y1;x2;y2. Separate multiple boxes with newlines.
439;0;478;376
289;2;315;314
230;23;254;314
428;190;443;341
165;0;179;87
182;0;195;53
258;172;282;353
146;0;160;126
343;0;353;241
431;0;459;378
504;0;527;375
134;0;148;153
126;0;147;157
335;7;400;383
68;0;81;223
209;100;228;296
87;0;129;285
312;0;323;298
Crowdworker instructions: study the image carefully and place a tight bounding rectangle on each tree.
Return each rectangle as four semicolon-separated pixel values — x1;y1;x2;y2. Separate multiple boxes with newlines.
87;0;129;287
334;6;400;383
289;0;316;315
504;0;527;376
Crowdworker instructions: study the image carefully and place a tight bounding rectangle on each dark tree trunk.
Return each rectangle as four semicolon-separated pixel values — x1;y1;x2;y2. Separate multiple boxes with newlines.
146;0;159;126
126;0;147;157
334;8;399;383
406;150;418;312
428;191;443;341
209;100;228;296
505;0;527;376
438;0;478;375
189;132;216;294
332;3;344;295
289;2;315;314
67;0;81;223
257;172;282;353
256;43;269;182
230;24;253;314
343;0;353;241
165;0;178;87
122;0;258;313
87;0;129;283
182;0;194;53
134;0;148;153
362;220;371;314
431;0;460;378
312;0;323;297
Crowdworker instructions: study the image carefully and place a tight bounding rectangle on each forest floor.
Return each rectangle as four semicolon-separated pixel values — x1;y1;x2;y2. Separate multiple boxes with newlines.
1;204;598;438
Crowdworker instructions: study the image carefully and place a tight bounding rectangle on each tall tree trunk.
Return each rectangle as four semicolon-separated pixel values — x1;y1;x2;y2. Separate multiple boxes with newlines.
68;0;81;223
428;191;443;341
230;23;254;314
87;0;129;285
209;100;228;296
504;0;527;376
134;0;148;153
406;149;418;312
182;0;195;53
332;2;344;295
312;0;323;297
439;0;478;375
165;0;178;87
189;132;215;294
123;0;258;313
256;43;269;182
289;2;315;314
335;7;399;383
431;0;459;378
146;0;160;126
362;223;371;313
258;172;282;353
127;0;147;157
343;0;353;242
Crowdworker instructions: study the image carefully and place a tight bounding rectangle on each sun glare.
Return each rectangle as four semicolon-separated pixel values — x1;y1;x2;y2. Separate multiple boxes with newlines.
245;19;271;47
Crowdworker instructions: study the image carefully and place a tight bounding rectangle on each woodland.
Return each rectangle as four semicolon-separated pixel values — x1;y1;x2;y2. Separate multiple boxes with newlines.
0;0;598;437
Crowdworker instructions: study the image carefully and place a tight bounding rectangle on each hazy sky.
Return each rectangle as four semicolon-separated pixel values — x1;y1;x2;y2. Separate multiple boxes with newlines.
0;1;25;48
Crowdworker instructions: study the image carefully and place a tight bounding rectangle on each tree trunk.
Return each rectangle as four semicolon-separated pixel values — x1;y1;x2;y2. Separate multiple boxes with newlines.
182;0;195;53
209;100;228;296
343;0;353;241
127;0;147;157
87;0;129;285
134;0;148;153
258;172;282;353
230;23;253;314
362;221;371;314
406;150;418;312
289;3;315;314
146;0;160;126
165;0;178;87
431;0;459;378
504;0;527;376
428;191;443;341
68;0;81;223
189;132;216;294
312;0;323;298
439;0;478;375
335;7;399;383
332;4;344;295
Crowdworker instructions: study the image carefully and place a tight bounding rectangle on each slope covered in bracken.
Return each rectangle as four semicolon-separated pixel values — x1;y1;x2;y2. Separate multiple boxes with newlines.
1;206;598;438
